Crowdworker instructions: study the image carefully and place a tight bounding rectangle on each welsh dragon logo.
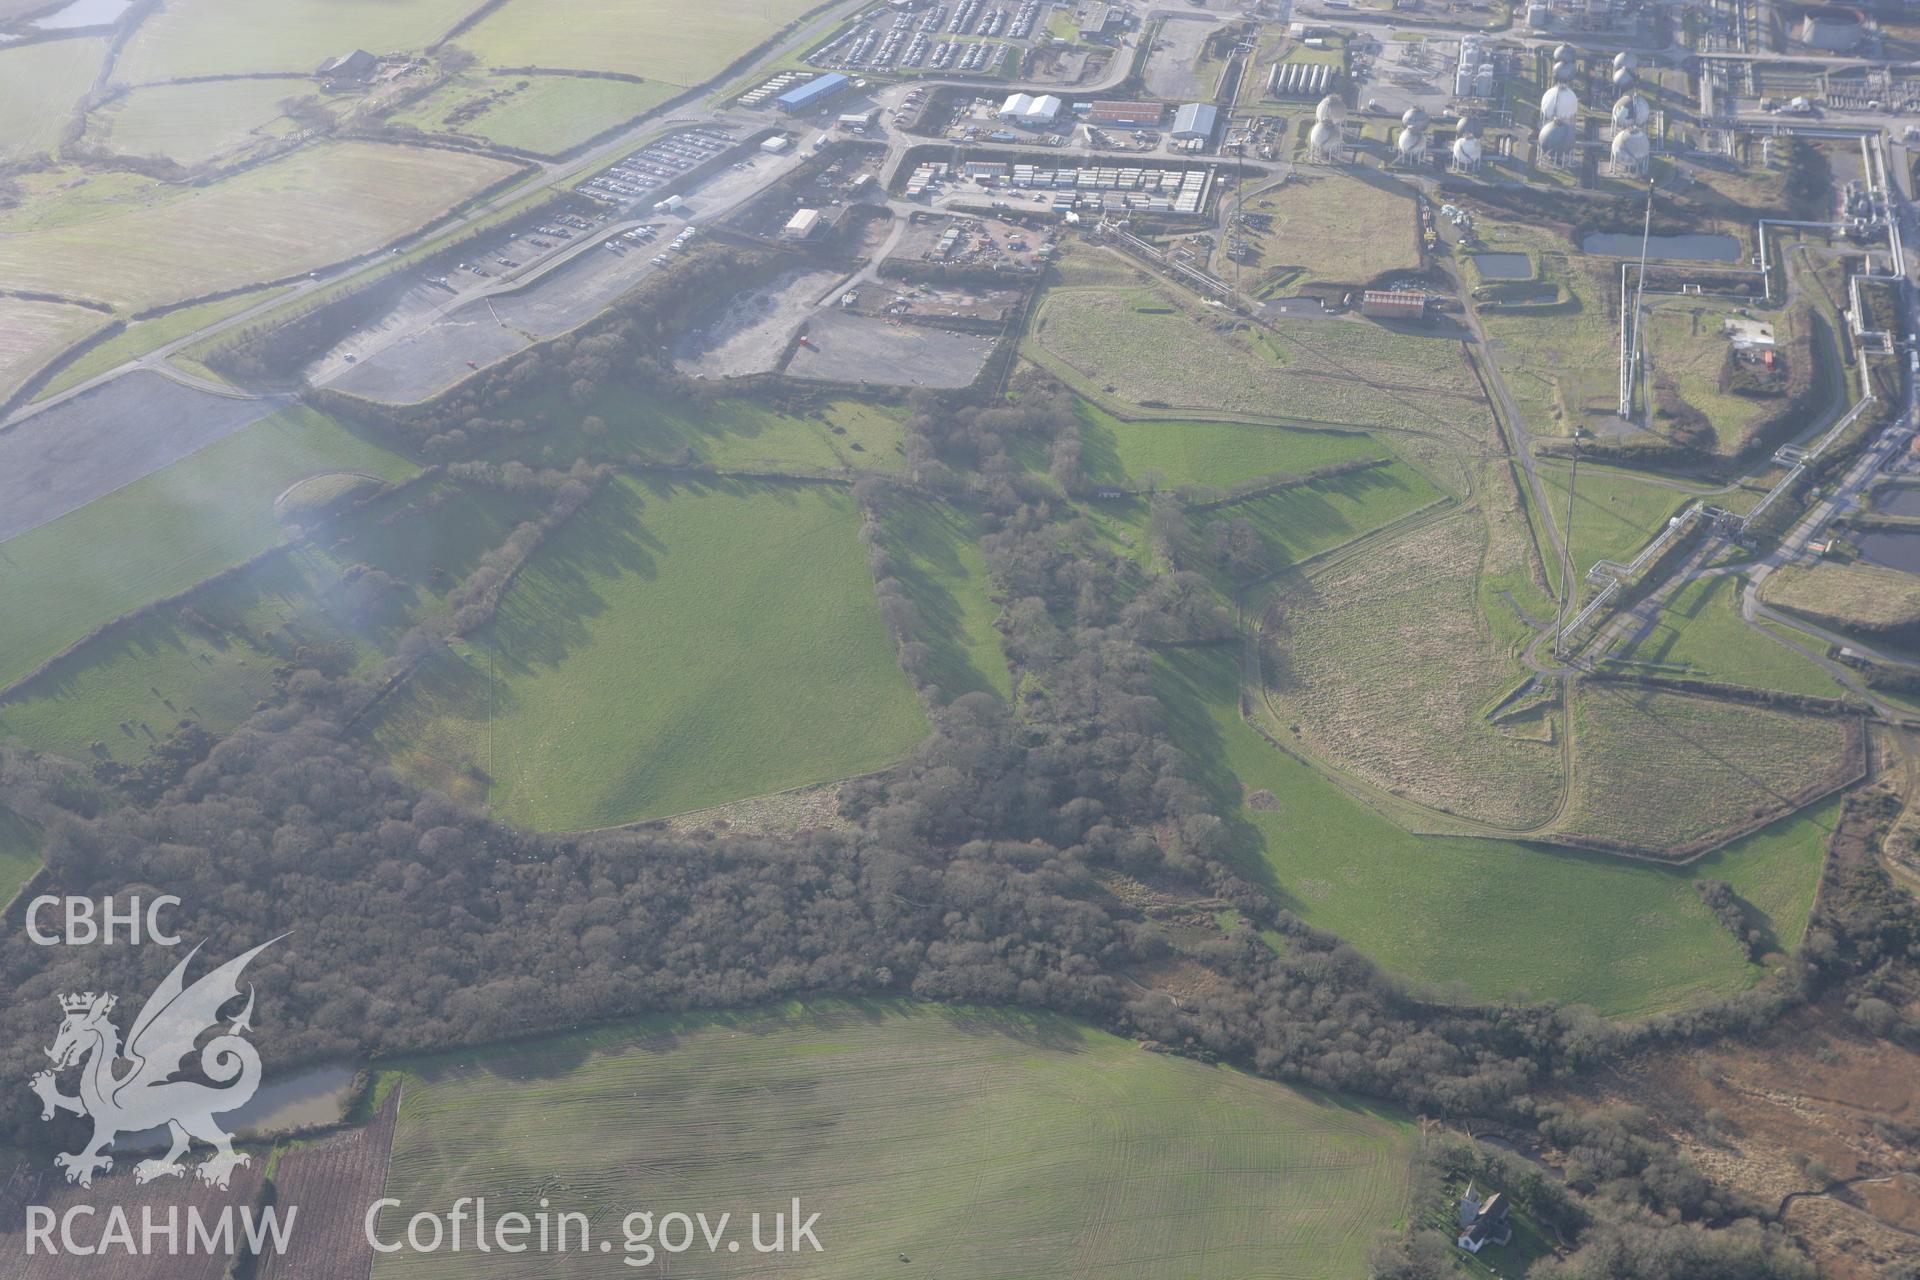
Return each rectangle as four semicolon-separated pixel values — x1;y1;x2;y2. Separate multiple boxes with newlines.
29;938;281;1190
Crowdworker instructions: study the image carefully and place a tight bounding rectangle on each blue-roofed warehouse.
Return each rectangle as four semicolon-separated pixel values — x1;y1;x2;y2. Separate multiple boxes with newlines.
1171;102;1219;141
777;73;851;114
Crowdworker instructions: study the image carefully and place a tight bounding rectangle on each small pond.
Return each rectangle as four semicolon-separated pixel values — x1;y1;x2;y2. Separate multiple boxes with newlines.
1472;252;1533;280
1873;485;1920;519
1855;529;1920;575
1581;232;1742;261
27;0;132;28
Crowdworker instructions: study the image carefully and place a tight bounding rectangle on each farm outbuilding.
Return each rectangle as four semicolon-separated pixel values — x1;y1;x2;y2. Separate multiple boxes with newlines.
1171;103;1218;141
316;49;377;80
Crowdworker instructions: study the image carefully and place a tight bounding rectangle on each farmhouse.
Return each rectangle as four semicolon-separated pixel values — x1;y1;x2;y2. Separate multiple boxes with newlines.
1456;1184;1513;1254
1361;289;1429;321
316;49;377;80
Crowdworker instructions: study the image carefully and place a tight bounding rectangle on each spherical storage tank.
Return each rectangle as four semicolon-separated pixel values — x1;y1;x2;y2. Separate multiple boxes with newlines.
1612;66;1637;90
1452;134;1483;168
1401;105;1430;128
1456;113;1482;136
1611;126;1651;171
1538;117;1575;160
1397;126;1425;157
1315;94;1347;124
1553;58;1576;82
1553;43;1575;61
1613;50;1638;72
1540;83;1580;122
1612;91;1650;128
1310;119;1341;154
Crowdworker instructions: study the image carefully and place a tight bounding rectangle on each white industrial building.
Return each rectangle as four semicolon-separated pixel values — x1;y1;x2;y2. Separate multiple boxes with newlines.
999;92;1063;126
783;208;825;240
1170;102;1218;142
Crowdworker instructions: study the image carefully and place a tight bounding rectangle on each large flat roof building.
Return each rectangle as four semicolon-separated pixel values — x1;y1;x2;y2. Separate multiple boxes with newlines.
1170;102;1218;141
1361;289;1429;321
1086;100;1165;129
776;73;850;114
999;92;1062;126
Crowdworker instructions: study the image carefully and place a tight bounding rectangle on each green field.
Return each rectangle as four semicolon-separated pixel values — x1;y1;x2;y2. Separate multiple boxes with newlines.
0;406;415;692
1075;402;1384;491
460;0;829;87
1263;509;1564;831
0;37;107;163
0;142;521;310
1156;647;1832;1016
1473;228;1619;437
1028;286;1490;438
0;806;39;908
879;496;1010;701
1760;559;1920;636
374;1001;1415;1280
1188;458;1443;588
33;286;290;400
386;72;673;154
1560;682;1860;855
511;389;907;474
85;80;309;166
117;0;483;79
0;296;110;404
1611;574;1845;697
374;478;927;829
1535;461;1694;574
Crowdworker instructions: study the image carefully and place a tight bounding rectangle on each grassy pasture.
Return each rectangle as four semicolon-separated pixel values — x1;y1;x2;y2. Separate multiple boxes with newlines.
0;806;39;908
460;0;830;86
1760;560;1920;636
0;142;521;310
0;37;106;163
373;478;926;829
0;406;415;692
0;297;110;404
1644;302;1798;454
385;72;673;154
1561;682;1860;855
510;388;907;473
85;80;308;166
1610;574;1844;698
1263;509;1564;830
1074;401;1383;491
116;0;483;79
1474;230;1619;437
879;496;1009;701
1155;647;1833;1016
1535;460;1691;574
1222;170;1419;295
33;285;289;400
1029;286;1490;437
0;483;537;762
1188;459;1443;589
374;1001;1415;1280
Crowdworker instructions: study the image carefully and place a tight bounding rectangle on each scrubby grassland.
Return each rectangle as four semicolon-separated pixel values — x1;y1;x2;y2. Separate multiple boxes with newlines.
879;496;1010;700
375;1001;1414;1280
84;80;308;167
1473;233;1619;436
1760;560;1920;635
374;479;926;830
116;0;483;79
1535;460;1692;572
1190;459;1443;587
1611;574;1844;697
0;483;538;762
33;286;289;400
1027;285;1491;436
517;389;907;473
1074;401;1383;491
1263;508;1564;830
0;37;107;163
0;297;110;404
0;142;522;311
385;73;673;155
1155;647;1832;1016
1560;682;1862;855
0;407;415;691
460;0;825;86
1222;170;1419;295
0;807;39;908
1643;303;1795;453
